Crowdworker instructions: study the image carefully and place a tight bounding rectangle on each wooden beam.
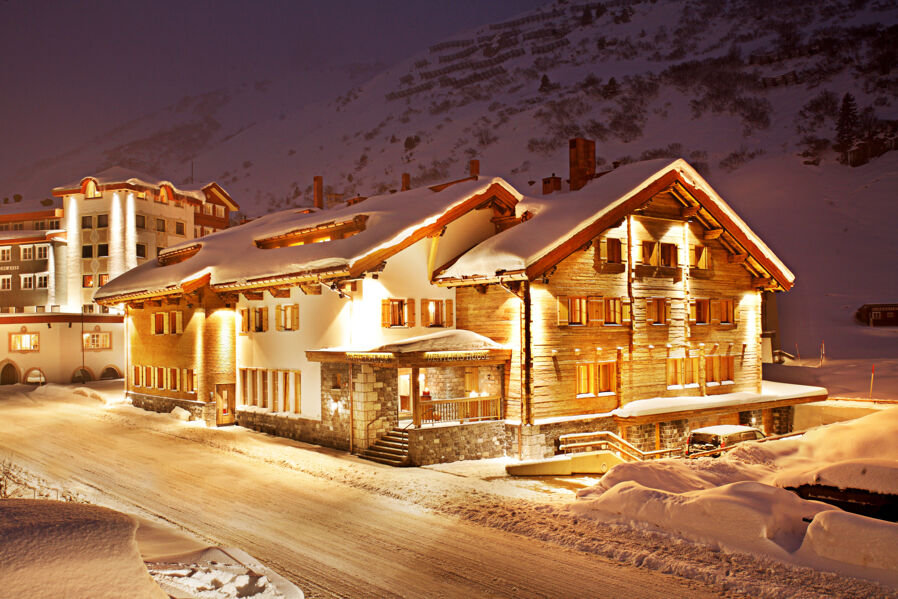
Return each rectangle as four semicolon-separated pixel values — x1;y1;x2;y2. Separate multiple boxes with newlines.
242;290;264;301
728;253;748;264
704;228;724;240
752;276;775;289
299;283;322;295
147;299;162;307
164;295;180;305
128;301;144;310
680;205;701;218
269;287;292;298
474;284;489;295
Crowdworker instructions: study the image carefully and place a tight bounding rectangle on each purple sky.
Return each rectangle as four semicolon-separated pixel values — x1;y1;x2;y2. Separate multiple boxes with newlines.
0;0;545;171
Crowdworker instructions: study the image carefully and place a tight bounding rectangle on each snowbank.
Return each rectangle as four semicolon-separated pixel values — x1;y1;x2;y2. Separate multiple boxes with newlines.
573;407;898;587
0;500;166;599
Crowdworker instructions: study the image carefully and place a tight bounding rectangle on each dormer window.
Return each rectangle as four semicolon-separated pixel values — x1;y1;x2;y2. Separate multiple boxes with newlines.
255;215;368;249
84;179;101;199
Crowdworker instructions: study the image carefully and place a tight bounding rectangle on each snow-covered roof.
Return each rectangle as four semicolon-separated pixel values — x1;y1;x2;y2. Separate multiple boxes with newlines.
439;159;795;290
96;176;520;302
0;230;65;243
317;329;507;354
690;424;760;435
52;166;210;202
613;380;827;419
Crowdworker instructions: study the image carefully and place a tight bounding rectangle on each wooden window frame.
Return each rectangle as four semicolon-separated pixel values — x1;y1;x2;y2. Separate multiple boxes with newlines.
152;312;167;335
382;298;415;328
20;245;34;261
133;365;142;387
422;299;447;327
83;331;112;351
36;245;49;260
659;243;678;267
9;332;39;353
604;237;623;264
169;367;179;391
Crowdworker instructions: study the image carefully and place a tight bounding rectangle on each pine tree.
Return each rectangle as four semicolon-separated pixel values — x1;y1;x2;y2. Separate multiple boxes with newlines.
539;74;553;93
836;92;859;159
602;77;620;99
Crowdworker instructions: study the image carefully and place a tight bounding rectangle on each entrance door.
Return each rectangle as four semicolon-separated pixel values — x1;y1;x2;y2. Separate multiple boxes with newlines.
0;364;17;385
215;383;236;426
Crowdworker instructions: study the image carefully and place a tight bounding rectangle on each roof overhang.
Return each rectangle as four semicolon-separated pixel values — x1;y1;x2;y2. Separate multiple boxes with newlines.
306;347;511;369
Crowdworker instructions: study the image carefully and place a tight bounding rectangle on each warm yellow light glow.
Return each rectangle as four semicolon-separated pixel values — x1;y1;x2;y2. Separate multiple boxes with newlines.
287;240;305;247
314;236;330;243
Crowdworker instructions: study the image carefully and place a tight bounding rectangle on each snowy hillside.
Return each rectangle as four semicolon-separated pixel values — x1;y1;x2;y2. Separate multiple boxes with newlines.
2;0;895;360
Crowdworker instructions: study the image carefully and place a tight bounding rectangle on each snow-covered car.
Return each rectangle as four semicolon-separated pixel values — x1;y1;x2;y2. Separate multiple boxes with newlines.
684;425;765;457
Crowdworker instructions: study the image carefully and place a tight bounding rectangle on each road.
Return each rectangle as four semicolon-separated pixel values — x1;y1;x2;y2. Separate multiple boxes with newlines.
0;385;724;598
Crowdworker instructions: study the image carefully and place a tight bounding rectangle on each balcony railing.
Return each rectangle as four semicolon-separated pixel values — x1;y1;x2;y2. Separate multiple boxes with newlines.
416;395;501;426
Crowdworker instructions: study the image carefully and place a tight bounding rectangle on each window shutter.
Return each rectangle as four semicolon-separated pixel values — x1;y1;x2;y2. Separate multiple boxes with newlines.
689;245;697;268
176;311;183;334
150;316;156;335
445;299;454;328
405;299;415;327
421;299;431;327
381;299;390;328
163;313;170;334
664;299;671;325
689;299;697;325
261;307;269;332
645;298;656;324
599;238;608;262
240;308;248;333
587;296;604;325
557;296;569;326
292;304;300;330
710;299;721;325
733;302;740;324
622;297;632;324
275;305;283;331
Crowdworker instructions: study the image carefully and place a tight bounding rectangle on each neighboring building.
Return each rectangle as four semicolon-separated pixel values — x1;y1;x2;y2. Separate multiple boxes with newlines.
0;230;67;312
96;148;825;465
856;303;898;327
50;167;238;313
0;313;123;384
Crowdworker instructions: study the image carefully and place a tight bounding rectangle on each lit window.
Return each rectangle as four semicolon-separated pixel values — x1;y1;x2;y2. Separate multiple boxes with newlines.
603;237;622;263
82;275;94;288
422;299;451;327
252;307;269;332
576;363;595;396
646;298;670;325
98;274;109;286
215;205;225;218
20;245;34;260
10;332;39;352
659;243;678;267
577;362;616;396
83;332;111;350
84;179;101;199
203;204;213;215
691;299;711;324
691;245;709;269
276;304;299;331
382;299;414;328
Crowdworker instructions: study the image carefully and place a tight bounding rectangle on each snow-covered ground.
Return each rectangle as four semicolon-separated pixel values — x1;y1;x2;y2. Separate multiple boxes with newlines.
574;408;898;587
1;381;896;598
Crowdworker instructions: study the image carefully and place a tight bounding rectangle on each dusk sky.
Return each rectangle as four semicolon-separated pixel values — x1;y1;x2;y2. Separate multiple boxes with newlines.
0;0;545;172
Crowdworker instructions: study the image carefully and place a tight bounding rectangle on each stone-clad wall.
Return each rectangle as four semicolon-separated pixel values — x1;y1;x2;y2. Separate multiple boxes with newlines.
772;406;793;434
506;416;619;460
408;421;505;466
129;392;216;426
236;408;351;450
354;365;399;451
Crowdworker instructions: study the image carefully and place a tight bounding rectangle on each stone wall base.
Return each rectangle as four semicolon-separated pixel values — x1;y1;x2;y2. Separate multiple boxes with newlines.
408;421;506;466
129;392;216;426
506;416;619;461
236;409;350;451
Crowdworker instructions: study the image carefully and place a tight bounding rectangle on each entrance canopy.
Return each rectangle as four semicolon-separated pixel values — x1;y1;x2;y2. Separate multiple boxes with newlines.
306;330;511;368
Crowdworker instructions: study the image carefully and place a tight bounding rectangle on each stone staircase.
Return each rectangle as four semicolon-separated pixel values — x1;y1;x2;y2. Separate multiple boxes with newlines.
359;428;410;466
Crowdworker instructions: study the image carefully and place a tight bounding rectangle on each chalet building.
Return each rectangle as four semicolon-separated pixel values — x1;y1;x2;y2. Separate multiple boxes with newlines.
95;148;825;465
856;303;898;327
94;169;523;457
435;143;826;459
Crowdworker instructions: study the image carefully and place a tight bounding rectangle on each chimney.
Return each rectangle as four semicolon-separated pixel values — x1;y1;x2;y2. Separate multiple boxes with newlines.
569;138;596;191
469;159;480;178
542;173;562;195
313;176;323;209
401;173;411;191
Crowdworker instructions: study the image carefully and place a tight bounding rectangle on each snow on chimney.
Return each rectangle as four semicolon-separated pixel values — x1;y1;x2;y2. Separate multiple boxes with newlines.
542;173;562;195
313;176;323;209
469;159;480;178
569;138;596;191
401;173;411;191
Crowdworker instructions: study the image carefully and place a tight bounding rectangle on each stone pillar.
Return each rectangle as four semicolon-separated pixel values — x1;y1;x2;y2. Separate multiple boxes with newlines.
198;290;236;425
64;195;81;312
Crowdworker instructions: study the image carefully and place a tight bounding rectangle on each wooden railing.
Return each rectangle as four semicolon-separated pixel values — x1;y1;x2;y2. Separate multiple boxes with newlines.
558;431;683;462
416;395;501;426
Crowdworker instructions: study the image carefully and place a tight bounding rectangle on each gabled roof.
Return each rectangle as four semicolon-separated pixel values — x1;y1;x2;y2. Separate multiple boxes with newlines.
436;159;795;291
95;176;520;304
51;166;238;210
